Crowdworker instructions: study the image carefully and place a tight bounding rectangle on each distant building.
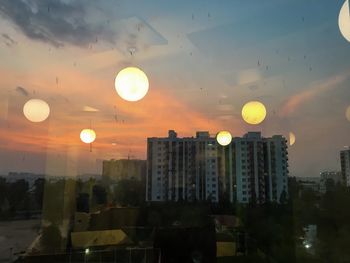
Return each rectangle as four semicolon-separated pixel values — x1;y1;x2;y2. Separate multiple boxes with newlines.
296;177;320;192
6;172;44;187
319;171;343;193
340;148;350;186
146;130;289;204
102;159;146;182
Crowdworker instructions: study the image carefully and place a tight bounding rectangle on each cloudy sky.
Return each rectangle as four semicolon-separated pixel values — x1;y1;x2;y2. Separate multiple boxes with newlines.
0;0;350;177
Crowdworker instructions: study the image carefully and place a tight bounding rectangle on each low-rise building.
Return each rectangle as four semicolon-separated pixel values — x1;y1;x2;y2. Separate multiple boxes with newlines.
319;171;343;193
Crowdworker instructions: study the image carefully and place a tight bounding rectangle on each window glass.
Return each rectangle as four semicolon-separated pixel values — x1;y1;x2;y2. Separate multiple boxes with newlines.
0;1;349;262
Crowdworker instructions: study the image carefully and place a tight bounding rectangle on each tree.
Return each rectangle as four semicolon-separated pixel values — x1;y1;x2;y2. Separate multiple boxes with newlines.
92;184;107;204
113;179;145;206
317;185;350;262
7;179;29;214
34;178;45;209
0;177;7;207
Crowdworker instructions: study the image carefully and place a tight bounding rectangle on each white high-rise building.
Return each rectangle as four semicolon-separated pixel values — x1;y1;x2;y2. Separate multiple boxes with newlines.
340;149;350;186
223;132;289;204
146;130;220;202
146;131;289;204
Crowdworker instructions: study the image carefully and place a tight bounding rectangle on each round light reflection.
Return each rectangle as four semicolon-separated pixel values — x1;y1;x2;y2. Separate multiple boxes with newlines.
241;101;266;125
216;131;232;146
115;67;149;102
289;132;296;146
346;106;350;121
23;99;50;122
339;0;350;42
80;129;96;144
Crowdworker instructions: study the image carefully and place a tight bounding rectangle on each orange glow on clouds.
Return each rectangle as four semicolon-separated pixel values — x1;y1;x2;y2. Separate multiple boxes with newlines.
279;73;349;117
0;65;226;161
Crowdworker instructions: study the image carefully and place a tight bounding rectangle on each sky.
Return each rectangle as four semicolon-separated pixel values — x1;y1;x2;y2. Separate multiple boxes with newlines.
0;0;350;177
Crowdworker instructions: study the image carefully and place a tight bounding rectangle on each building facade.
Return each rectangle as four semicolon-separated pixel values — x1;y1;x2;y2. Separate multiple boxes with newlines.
319;171;343;193
296;177;320;192
340;149;350;187
102;159;147;182
146;130;220;202
146;130;289;204
223;132;289;204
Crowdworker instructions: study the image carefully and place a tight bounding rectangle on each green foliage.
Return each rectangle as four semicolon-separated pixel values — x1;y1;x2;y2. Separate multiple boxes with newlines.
7;179;29;210
34;178;45;209
0;177;7;204
113;179;145;206
242;203;296;263
316;185;350;263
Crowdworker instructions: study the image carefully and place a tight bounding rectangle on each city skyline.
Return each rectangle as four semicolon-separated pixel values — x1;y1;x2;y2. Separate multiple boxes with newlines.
1;0;350;178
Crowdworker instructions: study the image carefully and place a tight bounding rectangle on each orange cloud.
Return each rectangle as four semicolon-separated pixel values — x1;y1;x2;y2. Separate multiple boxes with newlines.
0;51;246;173
0;73;227;161
279;72;349;117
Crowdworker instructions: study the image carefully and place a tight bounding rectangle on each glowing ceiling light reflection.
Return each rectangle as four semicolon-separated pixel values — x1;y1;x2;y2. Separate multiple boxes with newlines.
23;99;50;122
115;67;149;102
241;101;266;125
339;0;350;42
80;129;96;144
216;131;232;146
289;132;296;146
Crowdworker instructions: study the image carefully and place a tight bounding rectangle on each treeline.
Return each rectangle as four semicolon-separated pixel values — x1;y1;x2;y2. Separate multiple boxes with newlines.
0;177;44;220
237;177;350;263
290;178;350;263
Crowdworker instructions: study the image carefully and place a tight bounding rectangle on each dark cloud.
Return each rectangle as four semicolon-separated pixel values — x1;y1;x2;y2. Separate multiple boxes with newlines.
1;33;17;46
15;86;29;96
0;0;115;48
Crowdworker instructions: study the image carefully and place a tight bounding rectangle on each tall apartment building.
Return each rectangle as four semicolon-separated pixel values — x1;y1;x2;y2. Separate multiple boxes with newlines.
340;148;350;186
146;131;289;204
223;132;289;204
146;130;220;202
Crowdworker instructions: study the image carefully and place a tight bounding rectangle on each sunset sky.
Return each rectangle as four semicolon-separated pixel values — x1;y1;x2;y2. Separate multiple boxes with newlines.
0;0;350;177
